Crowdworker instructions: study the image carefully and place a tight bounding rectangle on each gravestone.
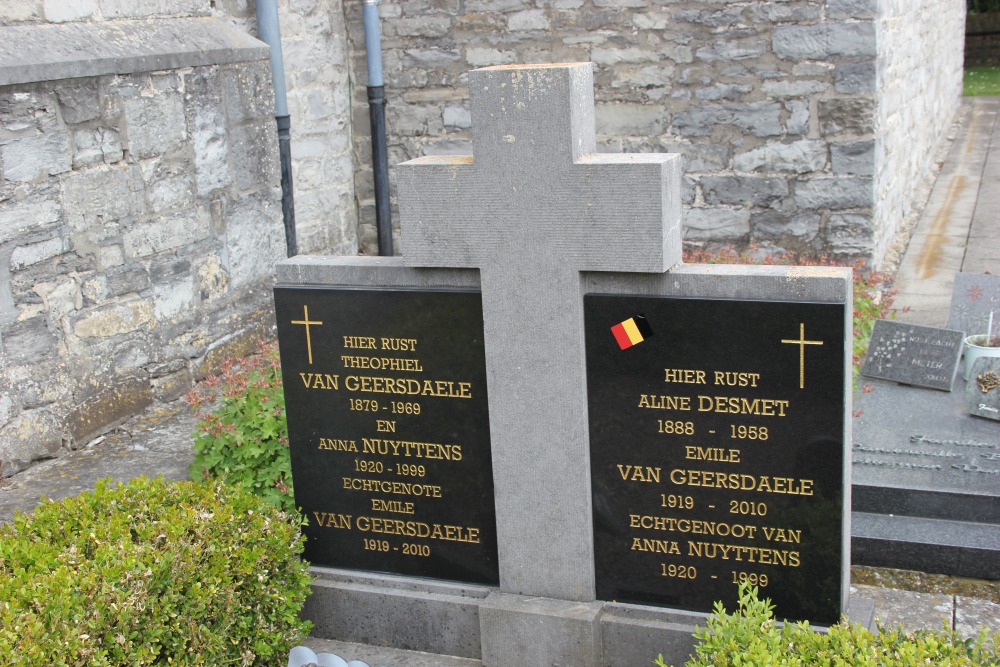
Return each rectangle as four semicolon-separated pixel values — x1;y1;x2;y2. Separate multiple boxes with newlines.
586;296;846;623
947;272;1000;335
274;288;499;584
860;320;964;390
276;64;855;667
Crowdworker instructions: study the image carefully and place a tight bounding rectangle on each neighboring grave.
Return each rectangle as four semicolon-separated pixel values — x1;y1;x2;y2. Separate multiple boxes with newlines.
947;272;1000;335
852;371;1000;579
852;273;1000;580
275;64;855;667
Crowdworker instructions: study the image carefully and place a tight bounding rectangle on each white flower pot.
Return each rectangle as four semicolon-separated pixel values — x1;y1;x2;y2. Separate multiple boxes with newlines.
963;334;1000;381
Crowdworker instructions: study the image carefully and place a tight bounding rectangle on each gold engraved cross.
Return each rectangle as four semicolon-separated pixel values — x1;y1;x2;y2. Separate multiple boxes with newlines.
291;305;323;364
781;323;824;389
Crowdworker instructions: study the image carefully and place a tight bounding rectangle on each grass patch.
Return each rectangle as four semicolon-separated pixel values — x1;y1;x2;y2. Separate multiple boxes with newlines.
965;66;1000;96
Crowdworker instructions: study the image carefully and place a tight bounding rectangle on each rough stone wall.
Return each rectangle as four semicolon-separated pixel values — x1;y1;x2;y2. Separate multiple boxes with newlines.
3;1;357;258
874;0;965;264
344;0;962;264
0;19;286;474
219;0;357;256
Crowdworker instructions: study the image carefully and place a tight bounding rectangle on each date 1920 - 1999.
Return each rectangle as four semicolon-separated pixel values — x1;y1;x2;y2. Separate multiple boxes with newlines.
661;563;769;587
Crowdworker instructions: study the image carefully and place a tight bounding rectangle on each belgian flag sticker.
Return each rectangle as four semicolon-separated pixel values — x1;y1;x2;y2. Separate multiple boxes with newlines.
610;315;653;350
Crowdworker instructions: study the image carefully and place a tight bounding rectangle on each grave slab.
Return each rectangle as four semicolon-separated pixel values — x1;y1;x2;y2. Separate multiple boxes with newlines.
851;370;1000;579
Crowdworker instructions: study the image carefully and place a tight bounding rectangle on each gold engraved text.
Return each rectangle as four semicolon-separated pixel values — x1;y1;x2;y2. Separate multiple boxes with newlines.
670;469;814;495
617;464;662;483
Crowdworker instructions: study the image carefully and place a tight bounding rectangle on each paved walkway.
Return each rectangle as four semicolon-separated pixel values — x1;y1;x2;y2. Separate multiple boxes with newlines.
892;97;1000;326
2;98;999;666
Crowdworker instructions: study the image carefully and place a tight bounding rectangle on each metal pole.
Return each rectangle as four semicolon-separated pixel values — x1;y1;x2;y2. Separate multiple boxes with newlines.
363;0;393;256
255;0;297;257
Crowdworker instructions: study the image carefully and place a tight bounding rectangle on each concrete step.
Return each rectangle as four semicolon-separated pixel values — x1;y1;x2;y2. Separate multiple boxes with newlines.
851;511;1000;580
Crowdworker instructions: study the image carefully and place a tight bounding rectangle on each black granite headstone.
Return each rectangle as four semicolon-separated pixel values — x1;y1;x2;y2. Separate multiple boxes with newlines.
860;320;964;390
274;286;499;585
585;295;846;625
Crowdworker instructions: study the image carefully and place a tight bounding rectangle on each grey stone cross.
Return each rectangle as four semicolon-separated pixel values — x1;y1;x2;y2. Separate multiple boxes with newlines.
397;63;682;601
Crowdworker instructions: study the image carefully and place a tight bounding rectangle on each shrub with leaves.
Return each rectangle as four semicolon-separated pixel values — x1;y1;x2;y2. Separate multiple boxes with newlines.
186;339;294;512
683;246;894;380
0;476;312;666
657;582;1000;667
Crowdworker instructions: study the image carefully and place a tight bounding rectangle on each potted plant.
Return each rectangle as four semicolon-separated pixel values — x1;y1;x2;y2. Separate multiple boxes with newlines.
964;315;1000;380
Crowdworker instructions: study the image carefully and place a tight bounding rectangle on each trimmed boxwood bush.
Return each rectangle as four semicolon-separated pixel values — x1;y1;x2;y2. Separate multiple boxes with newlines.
658;583;1000;667
0;476;312;666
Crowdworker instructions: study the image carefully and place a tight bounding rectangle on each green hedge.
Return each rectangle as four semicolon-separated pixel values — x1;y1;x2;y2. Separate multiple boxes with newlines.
0;477;312;666
658;583;1000;667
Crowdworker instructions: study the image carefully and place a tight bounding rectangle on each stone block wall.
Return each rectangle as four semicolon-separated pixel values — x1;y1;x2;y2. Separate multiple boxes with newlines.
874;0;965;262
0;17;286;475
342;0;963;265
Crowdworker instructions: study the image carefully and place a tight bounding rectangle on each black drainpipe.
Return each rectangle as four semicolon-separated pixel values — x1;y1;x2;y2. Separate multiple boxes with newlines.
255;0;297;257
363;0;393;256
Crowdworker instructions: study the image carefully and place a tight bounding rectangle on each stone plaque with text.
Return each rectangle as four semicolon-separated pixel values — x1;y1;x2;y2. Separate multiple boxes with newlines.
586;295;846;625
860;320;964;391
274;286;499;585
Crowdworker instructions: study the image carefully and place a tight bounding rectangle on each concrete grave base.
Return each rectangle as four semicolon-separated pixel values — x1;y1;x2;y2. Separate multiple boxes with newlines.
480;593;604;667
303;568;488;659
301;566;877;667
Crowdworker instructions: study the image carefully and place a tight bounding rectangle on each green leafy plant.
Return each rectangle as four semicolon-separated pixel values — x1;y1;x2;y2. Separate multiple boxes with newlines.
657;582;1000;667
0;476;312;666
185;339;294;512
683;246;894;381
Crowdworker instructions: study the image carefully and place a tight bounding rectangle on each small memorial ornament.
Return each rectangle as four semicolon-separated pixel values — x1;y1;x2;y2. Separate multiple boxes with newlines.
966;357;1000;421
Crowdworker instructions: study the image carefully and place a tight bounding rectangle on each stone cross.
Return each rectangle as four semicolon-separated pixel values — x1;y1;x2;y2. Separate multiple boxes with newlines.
397;63;682;601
